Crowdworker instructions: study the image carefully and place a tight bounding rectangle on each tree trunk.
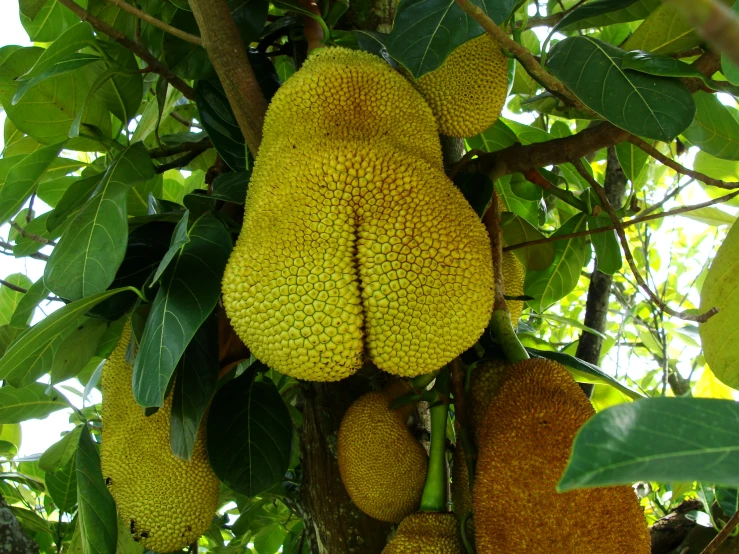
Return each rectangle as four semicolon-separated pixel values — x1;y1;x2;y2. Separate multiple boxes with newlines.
0;496;39;554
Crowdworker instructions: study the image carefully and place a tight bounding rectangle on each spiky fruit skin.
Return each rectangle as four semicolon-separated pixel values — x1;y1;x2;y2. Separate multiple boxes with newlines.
222;47;494;381
101;325;220;553
382;513;465;553
473;359;651;553
497;197;525;327
337;381;428;522
414;35;508;138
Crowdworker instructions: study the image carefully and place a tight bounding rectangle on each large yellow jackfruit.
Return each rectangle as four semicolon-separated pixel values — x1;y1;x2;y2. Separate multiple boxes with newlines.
412;35;508;138
222;47;494;381
473;359;650;553
382;513;465;553
337;381;427;522
101;324;220;553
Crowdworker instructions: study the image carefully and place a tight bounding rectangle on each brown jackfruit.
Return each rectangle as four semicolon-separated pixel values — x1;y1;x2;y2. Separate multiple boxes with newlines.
412;34;508;138
222;47;494;381
382;513;465;553
101;324;220;553
337;381;427;522
473;359;651;553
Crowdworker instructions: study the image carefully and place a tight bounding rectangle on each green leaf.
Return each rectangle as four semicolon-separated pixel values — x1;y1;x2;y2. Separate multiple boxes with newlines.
206;368;293;497
9;278;49;329
622;2;701;54
386;0;517;78
133;214;231;407
13;53;103;106
0;287;138;387
700;219;739;388
679;207;736;227
12;213;62;258
556;0;660;29
0;274;33;327
559;397;739;491
0;382;69;423
22;0;81;42
170;312;219;461
194;80;247;172
45;143;154;300
454;173;494;218
0;141;66;225
162;10;212;81
546;36;695;142
90;43;144;128
0;326;25;359
500;212;556;271
615;142;650;183
50;318;109;384
466;119;517;153
524;213;589;311
46;174;102;232
10;506;50;534
211;170;250;204
45;452;78;513
20;23;97;83
588;216;622;274
682;91;739;161
150;211;190;284
40;426;82;472
76;425;117;554
553;0;641;33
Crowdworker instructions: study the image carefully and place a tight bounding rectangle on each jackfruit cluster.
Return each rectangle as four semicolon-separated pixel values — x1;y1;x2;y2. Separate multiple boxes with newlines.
337;381;428;522
222;47;494;381
382;513;465;553
100;324;220;553
411;34;508;138
473;359;651;553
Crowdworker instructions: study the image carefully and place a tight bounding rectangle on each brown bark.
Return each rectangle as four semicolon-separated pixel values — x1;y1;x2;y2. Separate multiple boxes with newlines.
0;496;39;554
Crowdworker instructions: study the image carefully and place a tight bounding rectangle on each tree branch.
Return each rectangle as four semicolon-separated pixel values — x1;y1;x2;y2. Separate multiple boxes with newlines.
148;139;212;159
153;149;204;173
10;222;56;246
572;159;717;323
57;0;195;100
0;241;49;261
102;0;203;45
701;508;739;554
189;0;268;157
0;279;29;294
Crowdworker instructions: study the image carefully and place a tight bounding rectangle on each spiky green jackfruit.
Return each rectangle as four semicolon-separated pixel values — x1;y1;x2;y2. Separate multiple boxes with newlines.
338;381;427;522
473;359;651;553
101;324;220;553
222;47;494;381
412;35;508;138
382;513;465;553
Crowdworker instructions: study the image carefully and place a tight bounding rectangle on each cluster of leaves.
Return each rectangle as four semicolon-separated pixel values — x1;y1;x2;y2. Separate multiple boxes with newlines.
0;0;738;552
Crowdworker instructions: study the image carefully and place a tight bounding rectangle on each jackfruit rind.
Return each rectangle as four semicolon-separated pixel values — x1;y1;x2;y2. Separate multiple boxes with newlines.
699;219;739;388
473;359;651;553
222;47;494;381
412;35;508;138
382;513;465;553
101;324;220;553
337;381;428;522
497;196;525;326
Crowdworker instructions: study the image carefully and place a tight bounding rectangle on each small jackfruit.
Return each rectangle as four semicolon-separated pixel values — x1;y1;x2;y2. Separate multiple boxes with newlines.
337;381;428;522
101;324;220;553
382;513;465;553
473;359;651;553
497;197;525;327
222;47;494;381
412;35;508;138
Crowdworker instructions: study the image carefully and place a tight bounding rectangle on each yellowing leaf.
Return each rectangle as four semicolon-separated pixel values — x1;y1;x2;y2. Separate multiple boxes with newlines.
693;366;738;400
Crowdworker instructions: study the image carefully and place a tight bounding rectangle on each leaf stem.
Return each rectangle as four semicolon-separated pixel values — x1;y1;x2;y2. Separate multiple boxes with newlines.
419;367;450;513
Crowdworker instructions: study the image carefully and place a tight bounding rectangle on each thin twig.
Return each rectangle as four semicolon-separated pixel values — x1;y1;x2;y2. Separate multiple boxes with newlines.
0;279;28;294
639;178;694;217
505;190;739;251
154;149;204;173
10;222;57;246
0;240;49;261
57;0;195;100
149;139;212;159
102;0;202;45
701;508;739;554
572;158;717;323
169;111;198;128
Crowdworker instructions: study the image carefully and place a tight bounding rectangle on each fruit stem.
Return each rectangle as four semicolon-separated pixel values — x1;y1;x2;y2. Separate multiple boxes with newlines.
411;369;441;390
490;309;530;363
419;367;450;513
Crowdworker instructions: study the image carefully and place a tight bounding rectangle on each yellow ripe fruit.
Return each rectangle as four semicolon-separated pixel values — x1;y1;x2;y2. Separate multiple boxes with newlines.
496;197;525;327
382;513;465;553
473;359;651;553
101;324;220;553
413;34;508;138
222;47;494;381
337;381;428;522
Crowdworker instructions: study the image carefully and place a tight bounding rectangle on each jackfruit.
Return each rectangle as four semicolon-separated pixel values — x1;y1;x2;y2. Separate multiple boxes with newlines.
101;324;220;553
222;47;494;381
473;359;651;553
337;380;427;522
411;34;508;138
382;513;465;553
497;197;525;327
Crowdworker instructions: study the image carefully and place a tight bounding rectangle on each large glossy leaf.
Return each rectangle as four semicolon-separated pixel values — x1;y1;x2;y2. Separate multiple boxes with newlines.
622;2;700;54
0;382;69;423
45;143;154;300
615;142;649;183
21;0;81;42
466;119;517;153
133;214;231;408
211;170;250;204
682;92;739;161
553;0;641;32
700;219;739;388
90;43;144;128
46;174;103;232
588;216;622;274
50;318;109;384
561;0;660;29
559;398;739;491
12;54;102;106
524;214;589;311
39;426;82;472
45;453;78;513
194;80;247;172
19;22;97;83
546;36;695;142
9;277;49;329
0;287;137;387
0;273;33;326
76;425;117;554
0;141;66;225
386;0;517;78
500;212;556;271
207;368;293;497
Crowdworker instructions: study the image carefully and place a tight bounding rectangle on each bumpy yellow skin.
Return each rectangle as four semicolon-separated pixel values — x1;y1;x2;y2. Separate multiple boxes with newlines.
497;197;525;327
101;325;220;553
414;35;508;138
222;47;494;381
383;513;465;553
473;359;651;553
337;381;427;522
